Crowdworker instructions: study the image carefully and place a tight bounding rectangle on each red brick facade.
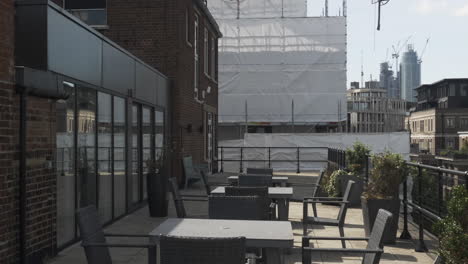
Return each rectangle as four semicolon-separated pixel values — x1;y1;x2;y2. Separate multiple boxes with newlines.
101;0;220;183
0;0;57;263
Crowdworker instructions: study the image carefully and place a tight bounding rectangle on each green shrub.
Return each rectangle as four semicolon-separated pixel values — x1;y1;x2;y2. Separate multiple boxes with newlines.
363;151;407;199
434;186;468;264
346;141;371;178
326;170;347;197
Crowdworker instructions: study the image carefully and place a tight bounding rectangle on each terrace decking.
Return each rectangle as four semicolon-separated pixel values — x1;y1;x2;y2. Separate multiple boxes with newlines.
49;173;438;264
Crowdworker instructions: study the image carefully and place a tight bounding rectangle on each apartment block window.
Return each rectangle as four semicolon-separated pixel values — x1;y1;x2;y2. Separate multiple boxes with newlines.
211;37;216;79
446;118;455;128
461;118;468;128
420;120;424;132
449;84;456;96
461;85;468;96
65;0;107;27
204;28;209;76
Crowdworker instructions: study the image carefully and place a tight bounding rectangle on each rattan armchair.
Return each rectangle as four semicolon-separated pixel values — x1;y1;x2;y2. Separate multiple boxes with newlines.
238;174;273;187
246;168;273;175
303;180;355;248
77;206;156;264
160;235;246;264
302;209;393;264
209;195;274;220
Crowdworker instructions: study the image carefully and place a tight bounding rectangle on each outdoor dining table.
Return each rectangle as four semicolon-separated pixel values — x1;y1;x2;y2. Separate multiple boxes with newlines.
149;218;293;264
211;186;293;221
227;175;289;187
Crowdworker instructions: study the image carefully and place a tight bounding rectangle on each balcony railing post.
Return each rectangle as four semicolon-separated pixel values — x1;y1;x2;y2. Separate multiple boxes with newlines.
296;147;300;174
400;176;412;239
415;164;428;252
220;147;224;173
465;171;468;191
239;147;243;173
302;237;311;264
364;155;369;187
437;168;443;216
268;147;271;169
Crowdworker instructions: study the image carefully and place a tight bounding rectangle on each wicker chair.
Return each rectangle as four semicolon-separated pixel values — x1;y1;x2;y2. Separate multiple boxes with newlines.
238;174;273;187
183;156;208;189
246;168;273;175
225;186;276;220
160;235;246;264
209;195;273;220
302;209;393;264
168;177;207;218
303;180;354;248
76;206;156;264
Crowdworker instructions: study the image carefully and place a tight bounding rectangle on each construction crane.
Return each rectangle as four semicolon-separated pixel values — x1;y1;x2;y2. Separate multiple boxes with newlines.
418;38;430;64
391;35;412;72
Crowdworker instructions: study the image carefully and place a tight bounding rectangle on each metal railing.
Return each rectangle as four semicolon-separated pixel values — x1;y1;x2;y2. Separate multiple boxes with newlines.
217;146;328;173
328;147;468;252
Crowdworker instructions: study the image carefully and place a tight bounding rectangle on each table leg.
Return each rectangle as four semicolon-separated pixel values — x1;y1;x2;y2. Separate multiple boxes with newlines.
265;248;283;264
277;198;289;221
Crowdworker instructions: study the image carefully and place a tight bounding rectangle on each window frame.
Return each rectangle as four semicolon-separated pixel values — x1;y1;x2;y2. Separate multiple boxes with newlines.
204;27;209;77
185;7;192;47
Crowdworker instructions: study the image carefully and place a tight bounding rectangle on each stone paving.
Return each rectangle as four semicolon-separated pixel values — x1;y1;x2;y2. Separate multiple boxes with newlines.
48;173;438;264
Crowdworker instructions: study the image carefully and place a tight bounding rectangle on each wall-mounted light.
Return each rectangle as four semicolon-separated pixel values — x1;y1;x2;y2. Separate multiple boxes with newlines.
185;124;192;133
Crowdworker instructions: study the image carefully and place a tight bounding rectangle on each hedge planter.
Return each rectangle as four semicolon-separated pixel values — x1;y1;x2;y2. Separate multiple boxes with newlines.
146;171;168;217
339;174;364;207
361;197;400;244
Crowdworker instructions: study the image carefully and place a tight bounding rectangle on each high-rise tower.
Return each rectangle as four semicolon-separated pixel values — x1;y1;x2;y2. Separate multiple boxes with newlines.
400;45;421;102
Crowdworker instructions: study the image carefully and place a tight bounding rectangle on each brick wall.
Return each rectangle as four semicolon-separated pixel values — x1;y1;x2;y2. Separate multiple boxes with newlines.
0;0;19;262
102;0;220;184
0;0;57;262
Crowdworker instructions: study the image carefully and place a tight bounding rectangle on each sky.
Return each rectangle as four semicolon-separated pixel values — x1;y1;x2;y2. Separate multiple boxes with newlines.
307;0;468;86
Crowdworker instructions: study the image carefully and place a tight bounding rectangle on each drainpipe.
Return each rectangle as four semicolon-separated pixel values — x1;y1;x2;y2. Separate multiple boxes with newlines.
19;87;28;264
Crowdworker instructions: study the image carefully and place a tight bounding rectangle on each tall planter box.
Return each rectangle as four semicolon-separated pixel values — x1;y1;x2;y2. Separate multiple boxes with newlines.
146;170;168;217
361;197;400;244
339;174;364;207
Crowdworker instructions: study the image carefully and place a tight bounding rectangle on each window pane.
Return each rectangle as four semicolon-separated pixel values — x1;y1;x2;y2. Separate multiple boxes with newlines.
142;107;152;200
132;105;140;203
56;82;75;247
97;92;112;223
113;97;126;217
155;111;164;159
77;87;97;208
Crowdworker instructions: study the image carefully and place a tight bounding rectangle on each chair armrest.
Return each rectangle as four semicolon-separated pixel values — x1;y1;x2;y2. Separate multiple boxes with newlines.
303;247;383;254
104;233;152;238
303;236;369;241
82;242;156;249
180;194;206;198
303;200;348;205
304;197;342;201
181;197;208;202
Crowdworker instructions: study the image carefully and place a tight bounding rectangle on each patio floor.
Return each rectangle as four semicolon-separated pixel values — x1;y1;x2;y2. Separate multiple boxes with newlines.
48;173;438;264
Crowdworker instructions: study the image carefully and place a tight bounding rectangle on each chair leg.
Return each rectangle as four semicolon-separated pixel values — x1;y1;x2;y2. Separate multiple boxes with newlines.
312;203;318;217
339;226;346;248
302;203;308;236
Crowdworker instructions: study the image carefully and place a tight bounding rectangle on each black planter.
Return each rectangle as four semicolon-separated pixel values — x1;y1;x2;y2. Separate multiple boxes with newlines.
146;171;168;217
361;197;400;244
339;174;364;207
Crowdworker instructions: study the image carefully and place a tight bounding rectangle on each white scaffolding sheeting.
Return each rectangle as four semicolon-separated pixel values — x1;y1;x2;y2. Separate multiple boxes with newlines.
216;16;347;123
208;0;307;19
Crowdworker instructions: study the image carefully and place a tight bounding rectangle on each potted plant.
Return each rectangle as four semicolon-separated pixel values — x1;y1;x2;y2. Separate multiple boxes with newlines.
325;169;347;198
341;141;371;207
146;151;168;217
433;186;468;264
361;151;407;244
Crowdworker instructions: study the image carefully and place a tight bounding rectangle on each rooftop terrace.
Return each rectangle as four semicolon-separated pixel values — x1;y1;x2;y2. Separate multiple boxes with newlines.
49;172;438;264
